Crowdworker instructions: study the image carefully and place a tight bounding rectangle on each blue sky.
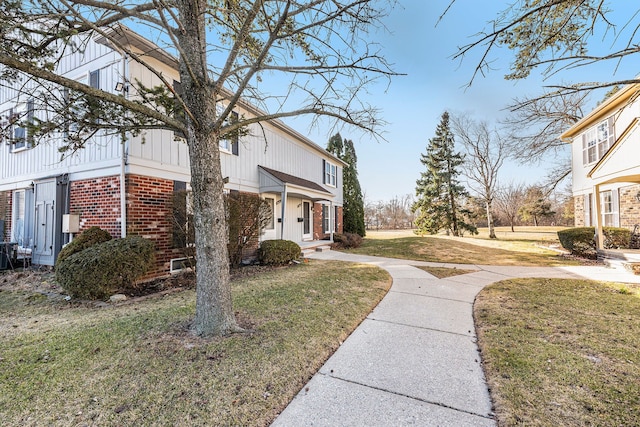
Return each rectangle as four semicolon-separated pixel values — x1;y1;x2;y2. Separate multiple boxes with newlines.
283;1;639;203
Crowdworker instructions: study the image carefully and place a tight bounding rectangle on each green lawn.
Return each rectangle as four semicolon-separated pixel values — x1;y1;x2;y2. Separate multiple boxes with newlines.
0;261;390;426
476;279;640;426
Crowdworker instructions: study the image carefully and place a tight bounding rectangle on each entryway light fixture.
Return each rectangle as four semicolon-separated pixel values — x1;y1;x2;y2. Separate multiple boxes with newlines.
114;82;127;93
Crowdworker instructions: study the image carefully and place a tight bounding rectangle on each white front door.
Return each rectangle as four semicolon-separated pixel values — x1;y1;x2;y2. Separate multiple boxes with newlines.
302;201;311;240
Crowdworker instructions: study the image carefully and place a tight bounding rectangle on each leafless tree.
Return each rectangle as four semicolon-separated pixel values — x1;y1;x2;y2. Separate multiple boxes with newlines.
501;91;588;190
452;115;506;238
494;181;527;232
0;0;397;336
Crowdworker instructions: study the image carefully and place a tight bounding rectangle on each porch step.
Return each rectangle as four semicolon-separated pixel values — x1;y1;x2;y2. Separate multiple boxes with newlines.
600;249;640;275
300;245;331;258
623;262;640;275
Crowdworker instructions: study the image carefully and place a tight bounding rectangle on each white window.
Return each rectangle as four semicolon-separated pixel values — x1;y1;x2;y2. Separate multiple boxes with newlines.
12;190;25;245
2;100;34;152
324;161;337;187
601;190;618;227
583;119;613;165
322;204;330;233
264;197;275;230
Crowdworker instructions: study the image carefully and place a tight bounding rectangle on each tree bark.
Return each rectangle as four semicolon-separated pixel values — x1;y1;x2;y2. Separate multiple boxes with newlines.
486;200;496;239
178;0;239;336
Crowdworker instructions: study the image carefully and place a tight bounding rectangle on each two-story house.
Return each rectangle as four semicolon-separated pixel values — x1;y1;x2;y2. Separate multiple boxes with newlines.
561;83;640;248
0;25;344;274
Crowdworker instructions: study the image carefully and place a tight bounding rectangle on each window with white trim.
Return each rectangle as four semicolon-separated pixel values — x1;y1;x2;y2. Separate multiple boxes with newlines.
324;161;337;187
264;197;275;230
2;100;34;152
12;190;25;245
582;118;613;165
601;190;618;227
322;204;330;233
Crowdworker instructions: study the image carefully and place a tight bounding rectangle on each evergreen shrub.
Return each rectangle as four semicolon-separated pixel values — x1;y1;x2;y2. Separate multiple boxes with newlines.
56;226;112;266
56;236;155;300
257;240;301;265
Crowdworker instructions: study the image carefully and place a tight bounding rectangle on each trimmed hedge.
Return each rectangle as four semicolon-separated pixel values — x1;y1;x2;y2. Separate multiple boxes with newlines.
56;226;112;266
257;240;301;265
332;232;364;249
56;236;155;300
557;227;595;253
603;227;632;249
558;226;633;258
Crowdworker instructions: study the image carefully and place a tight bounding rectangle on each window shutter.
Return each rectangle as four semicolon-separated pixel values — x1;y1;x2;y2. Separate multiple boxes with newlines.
584;194;591;226
608;116;615;150
581;134;587;165
322;159;326;184
230;111;239;156
26;99;34;146
172;80;185;139
89;70;100;89
612;188;620;227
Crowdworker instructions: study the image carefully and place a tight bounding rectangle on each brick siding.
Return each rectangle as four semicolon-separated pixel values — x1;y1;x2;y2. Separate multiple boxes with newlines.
1;191;11;241
70;176;122;238
126;175;180;276
312;203;343;240
619;184;640;229
574;195;585;227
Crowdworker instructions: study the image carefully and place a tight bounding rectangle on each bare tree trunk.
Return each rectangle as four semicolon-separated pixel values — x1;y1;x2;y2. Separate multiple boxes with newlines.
486;199;496;239
178;0;239;336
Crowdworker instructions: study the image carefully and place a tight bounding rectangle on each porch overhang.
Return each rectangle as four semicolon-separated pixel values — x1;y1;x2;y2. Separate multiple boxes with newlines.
258;166;334;202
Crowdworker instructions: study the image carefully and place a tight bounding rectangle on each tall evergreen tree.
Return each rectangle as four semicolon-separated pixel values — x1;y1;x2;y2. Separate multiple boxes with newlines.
413;112;477;236
327;133;366;236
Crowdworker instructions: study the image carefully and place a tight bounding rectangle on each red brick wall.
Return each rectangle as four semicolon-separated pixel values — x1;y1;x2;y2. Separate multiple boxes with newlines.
312;203;343;240
313;202;324;239
126;175;181;275
70;176;122;238
1;191;11;241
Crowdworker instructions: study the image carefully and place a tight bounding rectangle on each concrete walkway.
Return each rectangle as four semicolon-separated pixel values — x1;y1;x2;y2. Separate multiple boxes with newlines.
272;251;640;427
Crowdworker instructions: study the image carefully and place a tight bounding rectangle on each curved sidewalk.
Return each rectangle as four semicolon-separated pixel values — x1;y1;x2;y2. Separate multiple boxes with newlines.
272;251;640;427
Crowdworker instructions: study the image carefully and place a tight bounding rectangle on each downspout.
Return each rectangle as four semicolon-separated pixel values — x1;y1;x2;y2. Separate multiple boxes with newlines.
119;51;128;238
280;184;287;240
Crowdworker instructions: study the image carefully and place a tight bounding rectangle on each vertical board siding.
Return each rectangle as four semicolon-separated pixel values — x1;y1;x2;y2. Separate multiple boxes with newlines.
0;35;124;186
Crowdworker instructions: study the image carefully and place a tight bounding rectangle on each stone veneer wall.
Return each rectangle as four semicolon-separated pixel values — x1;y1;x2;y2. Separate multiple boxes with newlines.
619;184;640;229
574;195;585;227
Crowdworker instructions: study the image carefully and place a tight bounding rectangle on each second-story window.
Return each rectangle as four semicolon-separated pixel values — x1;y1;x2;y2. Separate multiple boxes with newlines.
583;118;613;165
324;160;337;187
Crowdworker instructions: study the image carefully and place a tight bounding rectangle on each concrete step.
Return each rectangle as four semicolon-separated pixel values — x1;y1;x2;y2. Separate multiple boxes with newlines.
300;245;332;258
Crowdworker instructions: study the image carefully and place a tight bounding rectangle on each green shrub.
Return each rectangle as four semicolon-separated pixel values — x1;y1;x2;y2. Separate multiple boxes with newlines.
557;227;595;253
558;226;632;257
603;227;631;249
257;240;301;265
332;233;364;249
56;236;155;300
56;226;112;266
572;241;597;259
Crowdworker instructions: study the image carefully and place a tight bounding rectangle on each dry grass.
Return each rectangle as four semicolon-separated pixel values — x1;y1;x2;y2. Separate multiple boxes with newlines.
413;266;475;278
347;234;578;266
475;279;640;426
0;260;390;426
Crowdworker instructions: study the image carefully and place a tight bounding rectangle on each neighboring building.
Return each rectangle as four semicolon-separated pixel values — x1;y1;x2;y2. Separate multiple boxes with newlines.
0;26;344;273
561;83;640;248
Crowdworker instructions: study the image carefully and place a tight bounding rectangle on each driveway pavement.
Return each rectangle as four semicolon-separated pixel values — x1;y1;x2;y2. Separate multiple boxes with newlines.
271;251;640;426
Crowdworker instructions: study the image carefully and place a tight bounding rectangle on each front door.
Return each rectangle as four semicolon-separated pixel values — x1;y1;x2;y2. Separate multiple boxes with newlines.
33;180;56;266
302;201;311;240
